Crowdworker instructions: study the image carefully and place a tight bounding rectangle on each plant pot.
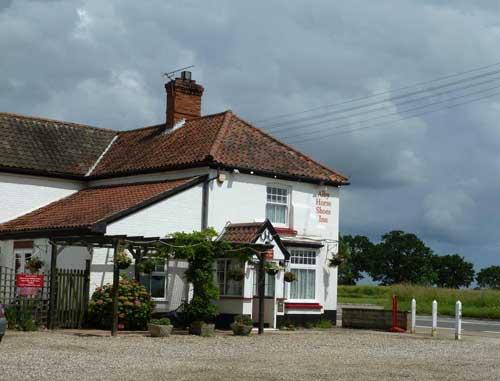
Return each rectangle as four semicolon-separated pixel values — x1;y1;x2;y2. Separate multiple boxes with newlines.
231;322;253;336
148;323;173;337
189;321;215;337
283;271;296;283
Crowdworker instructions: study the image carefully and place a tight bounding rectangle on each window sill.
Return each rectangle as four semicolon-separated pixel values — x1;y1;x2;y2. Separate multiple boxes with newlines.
285;302;323;310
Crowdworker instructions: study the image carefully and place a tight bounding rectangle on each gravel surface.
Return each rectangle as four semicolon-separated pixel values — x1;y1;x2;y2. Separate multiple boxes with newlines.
0;328;499;380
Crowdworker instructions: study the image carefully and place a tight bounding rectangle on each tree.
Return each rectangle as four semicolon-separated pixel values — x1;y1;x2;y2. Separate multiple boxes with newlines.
476;266;500;289
337;235;374;285
432;254;475;288
369;230;436;285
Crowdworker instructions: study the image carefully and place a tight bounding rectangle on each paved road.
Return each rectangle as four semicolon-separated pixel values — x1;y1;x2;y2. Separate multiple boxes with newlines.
416;315;500;334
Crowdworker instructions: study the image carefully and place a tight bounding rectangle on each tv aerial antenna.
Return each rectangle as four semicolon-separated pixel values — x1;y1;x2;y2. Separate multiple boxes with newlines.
163;65;195;80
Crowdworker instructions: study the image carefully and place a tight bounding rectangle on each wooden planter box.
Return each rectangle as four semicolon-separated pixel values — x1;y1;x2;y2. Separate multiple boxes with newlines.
148;324;173;337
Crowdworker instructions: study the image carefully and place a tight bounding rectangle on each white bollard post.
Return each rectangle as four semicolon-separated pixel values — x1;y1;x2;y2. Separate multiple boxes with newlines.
411;298;416;334
431;300;438;337
455;300;462;340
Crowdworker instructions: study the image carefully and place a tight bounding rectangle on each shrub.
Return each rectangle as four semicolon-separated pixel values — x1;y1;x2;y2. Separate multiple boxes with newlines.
233;314;253;326
88;277;155;330
150;317;171;326
114;252;132;270
315;319;333;329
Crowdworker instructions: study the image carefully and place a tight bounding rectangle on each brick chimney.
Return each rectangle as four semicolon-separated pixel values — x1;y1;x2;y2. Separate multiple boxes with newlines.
165;71;204;128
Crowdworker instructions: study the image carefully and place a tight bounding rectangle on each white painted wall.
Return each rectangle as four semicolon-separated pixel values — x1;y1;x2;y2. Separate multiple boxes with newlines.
106;183;203;237
0;172;83;223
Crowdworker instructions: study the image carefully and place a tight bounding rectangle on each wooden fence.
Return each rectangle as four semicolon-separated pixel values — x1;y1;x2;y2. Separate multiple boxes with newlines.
0;264;90;329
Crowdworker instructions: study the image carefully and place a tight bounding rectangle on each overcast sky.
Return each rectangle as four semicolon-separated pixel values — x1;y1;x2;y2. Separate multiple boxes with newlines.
1;0;500;270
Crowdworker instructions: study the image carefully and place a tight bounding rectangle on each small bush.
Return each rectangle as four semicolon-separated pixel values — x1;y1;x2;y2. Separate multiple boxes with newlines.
150;318;171;326
233;314;253;326
315;319;333;329
88;277;155;330
304;321;314;329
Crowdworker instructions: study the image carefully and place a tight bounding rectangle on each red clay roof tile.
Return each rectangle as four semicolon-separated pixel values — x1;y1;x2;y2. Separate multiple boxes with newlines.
0;177;200;234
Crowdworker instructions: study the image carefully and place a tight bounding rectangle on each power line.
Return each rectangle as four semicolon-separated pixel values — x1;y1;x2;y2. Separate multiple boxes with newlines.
275;82;500;141
284;88;500;144
262;68;500;131
254;60;500;124
267;75;500;134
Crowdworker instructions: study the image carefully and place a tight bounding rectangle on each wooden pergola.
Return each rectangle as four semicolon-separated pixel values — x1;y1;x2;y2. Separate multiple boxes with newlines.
46;233;273;336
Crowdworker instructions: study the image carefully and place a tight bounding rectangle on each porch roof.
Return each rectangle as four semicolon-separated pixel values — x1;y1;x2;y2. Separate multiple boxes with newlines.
0;176;206;239
220;219;290;259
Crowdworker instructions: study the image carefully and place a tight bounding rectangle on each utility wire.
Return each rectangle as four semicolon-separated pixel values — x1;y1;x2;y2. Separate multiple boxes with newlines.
275;82;500;140
267;76;500;134
254;60;500;123
284;88;500;144
262;68;500;131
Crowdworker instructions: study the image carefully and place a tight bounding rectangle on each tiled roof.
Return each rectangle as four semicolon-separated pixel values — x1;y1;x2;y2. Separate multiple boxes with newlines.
0;112;116;176
91;111;348;184
220;222;267;243
0;111;348;184
0;177;202;235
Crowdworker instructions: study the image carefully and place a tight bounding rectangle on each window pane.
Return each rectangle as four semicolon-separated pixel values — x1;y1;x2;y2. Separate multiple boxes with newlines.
290;269;315;299
150;275;166;298
253;272;275;297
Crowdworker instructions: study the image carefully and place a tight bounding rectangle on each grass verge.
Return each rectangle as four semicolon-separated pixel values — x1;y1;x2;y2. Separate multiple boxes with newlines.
339;284;500;319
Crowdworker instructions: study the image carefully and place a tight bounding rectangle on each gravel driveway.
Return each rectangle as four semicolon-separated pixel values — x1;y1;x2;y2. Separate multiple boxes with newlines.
0;328;499;380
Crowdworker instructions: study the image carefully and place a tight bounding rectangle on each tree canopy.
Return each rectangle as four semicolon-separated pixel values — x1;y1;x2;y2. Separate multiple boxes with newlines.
476;266;500;289
433;254;475;288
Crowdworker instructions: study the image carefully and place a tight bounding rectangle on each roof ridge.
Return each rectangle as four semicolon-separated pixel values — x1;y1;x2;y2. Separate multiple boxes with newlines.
208;110;233;160
230;113;349;182
0;112;115;133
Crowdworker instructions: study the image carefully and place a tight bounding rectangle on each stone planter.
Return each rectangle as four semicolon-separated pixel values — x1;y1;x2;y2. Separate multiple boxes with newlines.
189;321;215;337
148;323;173;337
231;322;253;336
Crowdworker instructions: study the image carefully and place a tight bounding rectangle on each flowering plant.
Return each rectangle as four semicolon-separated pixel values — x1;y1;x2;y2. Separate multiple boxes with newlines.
26;257;44;274
88;276;154;330
114;251;132;269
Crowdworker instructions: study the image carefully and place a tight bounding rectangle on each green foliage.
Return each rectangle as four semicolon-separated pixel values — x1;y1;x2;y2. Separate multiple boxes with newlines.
114;251;132;270
233;314;253;326
150;317;171;326
26;257;44;274
278;318;296;331
156;228;253;323
283;271;297;282
88;276;155;330
136;258;158;274
336;235;374;285
369;231;436;285
433;254;475;288
339;284;500;319
476;266;500;289
264;261;281;275
7;300;39;331
315;319;333;329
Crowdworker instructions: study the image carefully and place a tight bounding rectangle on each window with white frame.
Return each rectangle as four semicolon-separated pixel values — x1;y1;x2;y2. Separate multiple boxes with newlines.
266;185;290;226
216;259;243;296
289;249;317;300
139;261;167;300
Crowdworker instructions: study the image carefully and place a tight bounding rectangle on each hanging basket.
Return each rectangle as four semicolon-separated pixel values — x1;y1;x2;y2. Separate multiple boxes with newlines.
26;257;44;274
137;259;156;274
329;256;343;267
115;252;132;270
283;271;297;283
264;262;281;276
227;268;246;281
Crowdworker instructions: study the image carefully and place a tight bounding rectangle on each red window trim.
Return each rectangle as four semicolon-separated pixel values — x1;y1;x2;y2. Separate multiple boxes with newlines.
274;227;298;236
285;302;323;310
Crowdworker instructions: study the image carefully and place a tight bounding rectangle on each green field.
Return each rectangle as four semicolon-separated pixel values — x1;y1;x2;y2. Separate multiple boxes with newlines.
338;285;500;319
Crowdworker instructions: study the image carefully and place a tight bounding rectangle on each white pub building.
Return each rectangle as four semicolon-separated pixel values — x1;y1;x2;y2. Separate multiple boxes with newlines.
0;72;348;328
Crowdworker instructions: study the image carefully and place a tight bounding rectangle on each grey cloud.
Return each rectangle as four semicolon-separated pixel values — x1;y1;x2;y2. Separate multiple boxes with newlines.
1;0;500;269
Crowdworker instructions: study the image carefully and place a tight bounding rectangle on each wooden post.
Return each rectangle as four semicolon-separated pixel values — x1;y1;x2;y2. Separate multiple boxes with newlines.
48;242;58;330
258;253;265;335
133;248;142;282
111;241;120;337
